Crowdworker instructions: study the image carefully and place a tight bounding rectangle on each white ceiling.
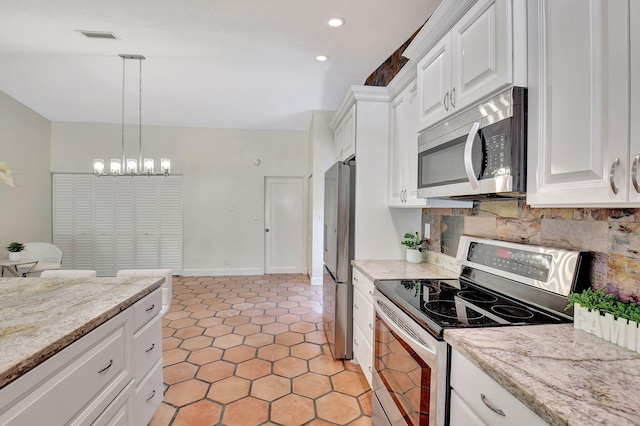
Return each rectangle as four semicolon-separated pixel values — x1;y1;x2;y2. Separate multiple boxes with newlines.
0;0;441;131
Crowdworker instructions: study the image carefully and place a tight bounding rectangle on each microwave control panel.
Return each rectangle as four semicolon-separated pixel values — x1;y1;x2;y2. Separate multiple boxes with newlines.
481;119;512;178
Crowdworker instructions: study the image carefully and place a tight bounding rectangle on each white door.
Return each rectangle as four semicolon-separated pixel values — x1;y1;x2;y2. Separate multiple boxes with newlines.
265;177;305;274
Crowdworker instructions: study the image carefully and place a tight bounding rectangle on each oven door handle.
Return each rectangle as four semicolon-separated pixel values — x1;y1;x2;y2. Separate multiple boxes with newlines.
463;121;481;189
375;303;438;364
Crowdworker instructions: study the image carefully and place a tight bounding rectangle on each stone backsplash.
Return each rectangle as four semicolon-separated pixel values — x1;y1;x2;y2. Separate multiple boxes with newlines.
422;201;640;303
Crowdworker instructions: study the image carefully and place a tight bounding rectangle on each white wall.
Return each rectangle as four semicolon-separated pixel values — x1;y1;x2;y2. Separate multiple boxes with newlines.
50;122;309;275
309;110;338;285
0;91;52;255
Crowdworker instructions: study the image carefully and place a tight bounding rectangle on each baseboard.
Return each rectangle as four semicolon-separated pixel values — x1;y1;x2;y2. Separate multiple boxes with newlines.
182;267;265;276
311;276;323;286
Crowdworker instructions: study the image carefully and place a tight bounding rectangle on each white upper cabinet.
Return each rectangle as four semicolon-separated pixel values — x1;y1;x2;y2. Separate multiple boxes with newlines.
414;0;521;132
527;0;636;207
334;104;356;161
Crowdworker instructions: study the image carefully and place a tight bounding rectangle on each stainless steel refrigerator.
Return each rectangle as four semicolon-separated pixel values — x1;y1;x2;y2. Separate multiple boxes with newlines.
323;160;355;360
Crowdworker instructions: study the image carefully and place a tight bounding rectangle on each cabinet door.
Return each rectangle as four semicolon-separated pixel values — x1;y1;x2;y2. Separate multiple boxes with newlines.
417;35;452;131
388;91;409;206
52;174;74;269
341;105;356;160
451;0;512;111
527;0;630;206
629;1;640;205
334;121;345;161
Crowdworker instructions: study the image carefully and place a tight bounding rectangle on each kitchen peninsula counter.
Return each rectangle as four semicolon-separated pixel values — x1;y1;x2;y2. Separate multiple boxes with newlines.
351;259;459;282
0;276;163;389
445;324;640;426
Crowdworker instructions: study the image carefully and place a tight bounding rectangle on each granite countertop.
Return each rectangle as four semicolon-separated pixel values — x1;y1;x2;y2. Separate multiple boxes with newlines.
445;324;640;426
351;259;459;282
0;276;163;389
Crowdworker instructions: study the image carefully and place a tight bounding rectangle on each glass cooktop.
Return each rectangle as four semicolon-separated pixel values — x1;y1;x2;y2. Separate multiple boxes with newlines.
374;278;570;339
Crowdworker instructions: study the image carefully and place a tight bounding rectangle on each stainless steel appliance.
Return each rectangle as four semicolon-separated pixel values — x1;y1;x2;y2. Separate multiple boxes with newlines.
323;160;355;360
417;87;527;200
372;235;589;426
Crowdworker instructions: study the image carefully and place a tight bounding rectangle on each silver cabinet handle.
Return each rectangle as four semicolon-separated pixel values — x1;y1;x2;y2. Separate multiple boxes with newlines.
145;304;155;312
463;121;481;189
146;343;155;353
265;228;270;232
369;323;373;330
146;389;156;402
368;366;372;373
451;87;456;108
353;338;358;346
354;303;359;310
443;91;450;112
98;359;113;374
368;290;373;296
632;154;640;193
481;393;505;416
353;276;358;281
610;157;620;195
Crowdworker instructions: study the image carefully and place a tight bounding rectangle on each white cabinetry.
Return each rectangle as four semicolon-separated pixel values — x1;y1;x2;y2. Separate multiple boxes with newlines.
351;268;374;387
415;0;520;131
334;104;356;161
0;289;163;426
527;0;640;207
52;174;183;275
387;70;472;209
449;348;547;426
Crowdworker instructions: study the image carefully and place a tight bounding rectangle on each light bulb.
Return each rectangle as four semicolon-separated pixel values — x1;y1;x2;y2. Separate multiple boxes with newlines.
126;158;138;175
93;159;105;175
110;159;122;175
161;158;171;176
143;158;154;175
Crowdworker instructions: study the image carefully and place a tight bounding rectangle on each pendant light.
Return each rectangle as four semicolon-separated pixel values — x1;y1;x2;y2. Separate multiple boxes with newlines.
93;54;171;176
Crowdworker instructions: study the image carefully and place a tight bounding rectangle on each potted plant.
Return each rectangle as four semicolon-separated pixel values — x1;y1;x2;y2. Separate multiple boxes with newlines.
567;288;640;352
402;232;425;264
6;242;25;261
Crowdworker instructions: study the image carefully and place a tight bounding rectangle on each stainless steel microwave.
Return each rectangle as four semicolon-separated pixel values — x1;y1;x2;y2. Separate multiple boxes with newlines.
417;87;527;200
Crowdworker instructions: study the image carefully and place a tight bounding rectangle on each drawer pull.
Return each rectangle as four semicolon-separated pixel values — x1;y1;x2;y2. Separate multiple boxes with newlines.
368;290;373;296
354;303;359;310
368;366;372;373
354;339;358;346
146;389;156;402
146;304;156;312
98;359;113;374
369;323;373;330
353;276;358;281
146;343;155;353
481;393;505;417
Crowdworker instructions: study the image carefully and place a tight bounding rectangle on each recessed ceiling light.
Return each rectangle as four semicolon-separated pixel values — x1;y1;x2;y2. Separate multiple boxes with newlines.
76;30;119;40
316;55;329;62
327;17;346;27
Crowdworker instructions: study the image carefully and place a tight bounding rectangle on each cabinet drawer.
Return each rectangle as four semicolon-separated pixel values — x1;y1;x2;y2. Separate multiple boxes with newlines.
450;349;547;426
133;289;162;332
92;379;134;426
133;359;163;426
352;322;373;388
0;322;129;426
352;268;374;298
133;314;162;383
353;285;374;345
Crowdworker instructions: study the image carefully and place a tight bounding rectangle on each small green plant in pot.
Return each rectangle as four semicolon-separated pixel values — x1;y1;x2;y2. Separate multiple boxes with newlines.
402;232;425;264
6;242;25;261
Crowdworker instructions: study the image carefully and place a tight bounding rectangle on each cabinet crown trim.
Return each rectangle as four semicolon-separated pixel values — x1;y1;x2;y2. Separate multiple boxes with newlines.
403;0;478;62
330;85;390;130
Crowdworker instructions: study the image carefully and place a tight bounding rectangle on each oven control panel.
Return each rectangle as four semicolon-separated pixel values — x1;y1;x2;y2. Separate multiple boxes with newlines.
467;242;551;281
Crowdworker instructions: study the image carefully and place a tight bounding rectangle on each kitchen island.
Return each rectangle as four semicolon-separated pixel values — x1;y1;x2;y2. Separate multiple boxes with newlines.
0;276;164;425
445;324;640;426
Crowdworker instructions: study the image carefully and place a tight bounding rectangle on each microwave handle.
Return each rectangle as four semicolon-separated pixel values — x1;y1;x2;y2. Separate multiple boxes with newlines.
463;121;481;189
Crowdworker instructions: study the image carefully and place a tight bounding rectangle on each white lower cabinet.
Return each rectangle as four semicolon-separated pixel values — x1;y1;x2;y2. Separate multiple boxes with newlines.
449;348;547;426
0;289;163;426
352;268;374;387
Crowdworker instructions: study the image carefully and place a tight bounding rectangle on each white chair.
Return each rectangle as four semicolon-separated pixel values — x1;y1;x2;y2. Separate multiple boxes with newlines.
40;270;97;278
116;269;172;317
19;242;63;276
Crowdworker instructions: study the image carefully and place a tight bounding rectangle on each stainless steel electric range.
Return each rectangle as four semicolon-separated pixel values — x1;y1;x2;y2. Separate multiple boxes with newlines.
371;235;590;426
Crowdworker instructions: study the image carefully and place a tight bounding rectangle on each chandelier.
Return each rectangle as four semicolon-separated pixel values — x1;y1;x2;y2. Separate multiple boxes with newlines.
93;54;171;176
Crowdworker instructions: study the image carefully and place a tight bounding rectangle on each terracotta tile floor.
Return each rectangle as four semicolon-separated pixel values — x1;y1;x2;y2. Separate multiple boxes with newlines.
149;275;372;426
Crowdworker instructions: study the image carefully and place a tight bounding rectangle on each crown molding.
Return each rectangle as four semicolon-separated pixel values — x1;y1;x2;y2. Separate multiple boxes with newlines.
329;85;390;130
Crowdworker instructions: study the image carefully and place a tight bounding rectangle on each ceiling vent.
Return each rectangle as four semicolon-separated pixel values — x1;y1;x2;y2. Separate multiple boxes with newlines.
77;30;119;40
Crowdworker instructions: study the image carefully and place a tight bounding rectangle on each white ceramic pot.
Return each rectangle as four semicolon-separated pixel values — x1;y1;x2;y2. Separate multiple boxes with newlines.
9;252;21;261
406;248;422;264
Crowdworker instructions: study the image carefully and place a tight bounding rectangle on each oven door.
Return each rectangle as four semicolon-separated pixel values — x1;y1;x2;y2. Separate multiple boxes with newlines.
417;120;483;199
372;291;448;426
